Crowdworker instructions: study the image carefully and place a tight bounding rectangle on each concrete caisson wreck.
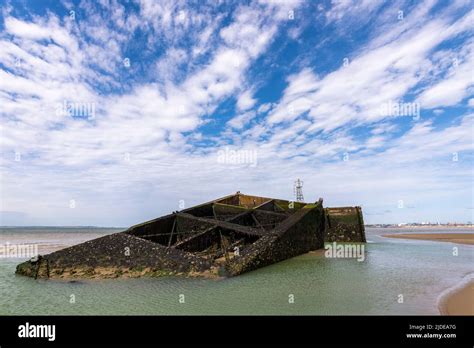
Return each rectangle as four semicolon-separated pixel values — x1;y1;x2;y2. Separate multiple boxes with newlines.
16;192;366;279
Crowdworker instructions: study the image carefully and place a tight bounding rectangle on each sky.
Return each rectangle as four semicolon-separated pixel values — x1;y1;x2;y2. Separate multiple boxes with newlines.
0;0;472;226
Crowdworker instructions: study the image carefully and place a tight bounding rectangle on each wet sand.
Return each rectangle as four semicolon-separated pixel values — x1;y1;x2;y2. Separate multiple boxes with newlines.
439;278;474;315
383;233;474;245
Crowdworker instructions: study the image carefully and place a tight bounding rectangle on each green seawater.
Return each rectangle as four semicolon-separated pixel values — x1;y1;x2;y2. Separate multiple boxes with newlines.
0;227;472;315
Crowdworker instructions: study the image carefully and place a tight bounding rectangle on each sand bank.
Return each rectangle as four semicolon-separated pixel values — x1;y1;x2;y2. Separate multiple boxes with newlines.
383;233;474;245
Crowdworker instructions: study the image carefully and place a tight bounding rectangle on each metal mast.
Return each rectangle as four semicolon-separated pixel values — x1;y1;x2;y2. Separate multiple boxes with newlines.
294;179;304;202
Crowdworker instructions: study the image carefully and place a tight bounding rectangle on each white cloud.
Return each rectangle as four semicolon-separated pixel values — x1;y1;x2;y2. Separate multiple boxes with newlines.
267;5;473;133
236;90;257;111
325;0;383;23
227;111;256;130
416;39;474;108
257;103;273;114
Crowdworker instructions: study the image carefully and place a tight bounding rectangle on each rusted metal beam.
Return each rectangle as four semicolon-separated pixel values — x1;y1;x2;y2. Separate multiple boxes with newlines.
177;213;265;237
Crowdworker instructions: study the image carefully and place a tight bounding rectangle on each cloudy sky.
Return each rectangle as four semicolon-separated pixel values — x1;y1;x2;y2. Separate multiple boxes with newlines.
0;0;472;226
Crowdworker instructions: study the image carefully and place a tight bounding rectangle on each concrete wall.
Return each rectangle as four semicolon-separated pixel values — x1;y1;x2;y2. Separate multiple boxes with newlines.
324;207;366;242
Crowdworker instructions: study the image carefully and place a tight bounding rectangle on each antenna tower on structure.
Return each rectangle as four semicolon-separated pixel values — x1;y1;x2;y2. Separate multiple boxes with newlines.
294;179;304;202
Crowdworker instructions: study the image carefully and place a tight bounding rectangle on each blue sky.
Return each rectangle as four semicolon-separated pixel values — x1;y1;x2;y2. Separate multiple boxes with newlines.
0;0;472;226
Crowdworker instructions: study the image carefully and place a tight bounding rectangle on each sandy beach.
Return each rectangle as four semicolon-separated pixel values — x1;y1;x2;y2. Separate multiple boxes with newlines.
383;233;474;245
439;278;474;315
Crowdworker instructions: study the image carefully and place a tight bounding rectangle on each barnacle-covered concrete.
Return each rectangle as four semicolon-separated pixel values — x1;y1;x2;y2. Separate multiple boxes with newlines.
16;192;365;279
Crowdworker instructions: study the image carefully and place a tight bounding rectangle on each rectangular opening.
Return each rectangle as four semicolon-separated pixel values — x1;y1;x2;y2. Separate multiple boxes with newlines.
253;210;289;230
125;215;176;245
175;227;260;259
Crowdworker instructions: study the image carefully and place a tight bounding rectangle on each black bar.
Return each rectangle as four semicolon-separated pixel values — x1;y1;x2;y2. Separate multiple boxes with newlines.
0;315;472;346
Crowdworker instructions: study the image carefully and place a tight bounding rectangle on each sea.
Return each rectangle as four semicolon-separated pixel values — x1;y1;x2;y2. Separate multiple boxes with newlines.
0;227;472;315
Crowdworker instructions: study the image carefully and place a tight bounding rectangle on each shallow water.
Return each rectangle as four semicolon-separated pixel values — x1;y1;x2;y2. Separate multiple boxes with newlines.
0;227;472;315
